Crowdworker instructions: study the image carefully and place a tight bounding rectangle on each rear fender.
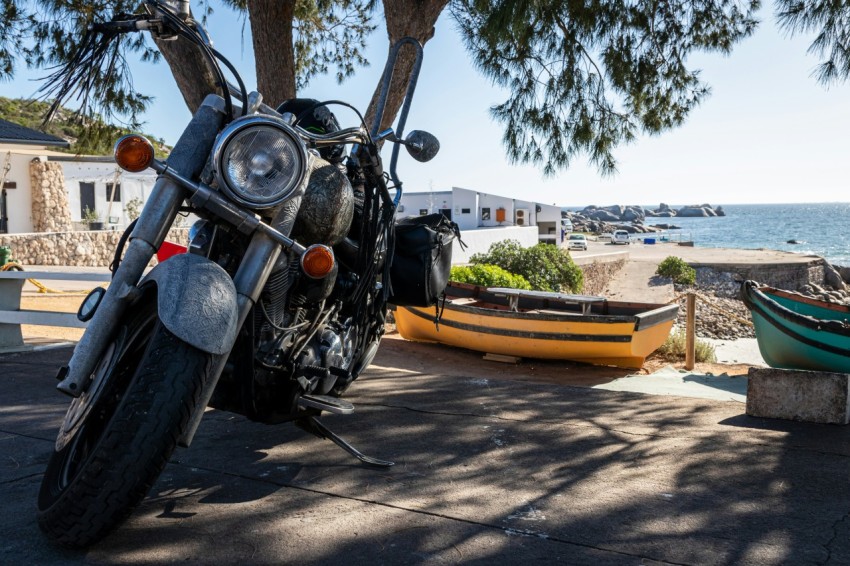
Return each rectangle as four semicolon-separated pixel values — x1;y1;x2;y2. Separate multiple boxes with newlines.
141;253;239;355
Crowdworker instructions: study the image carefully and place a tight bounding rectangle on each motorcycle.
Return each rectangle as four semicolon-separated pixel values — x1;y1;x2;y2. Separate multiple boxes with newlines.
37;0;451;548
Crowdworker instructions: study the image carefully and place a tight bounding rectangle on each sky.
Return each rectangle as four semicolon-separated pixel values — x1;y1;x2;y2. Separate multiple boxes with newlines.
1;4;848;207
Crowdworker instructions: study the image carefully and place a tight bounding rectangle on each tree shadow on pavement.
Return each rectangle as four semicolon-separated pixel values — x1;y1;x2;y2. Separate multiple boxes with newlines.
4;341;850;564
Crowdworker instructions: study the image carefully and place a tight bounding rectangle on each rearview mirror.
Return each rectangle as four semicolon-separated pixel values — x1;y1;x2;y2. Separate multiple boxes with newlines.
404;130;440;162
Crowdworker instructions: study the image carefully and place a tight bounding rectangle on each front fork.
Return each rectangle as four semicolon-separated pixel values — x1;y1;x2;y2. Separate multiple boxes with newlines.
58;95;226;395
57;95;282;408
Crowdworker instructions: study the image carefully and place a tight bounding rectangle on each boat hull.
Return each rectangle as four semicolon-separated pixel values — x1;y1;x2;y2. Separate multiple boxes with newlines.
395;286;678;369
742;280;850;373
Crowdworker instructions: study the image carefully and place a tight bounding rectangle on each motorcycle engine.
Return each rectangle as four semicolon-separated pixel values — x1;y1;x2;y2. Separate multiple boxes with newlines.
297;325;357;395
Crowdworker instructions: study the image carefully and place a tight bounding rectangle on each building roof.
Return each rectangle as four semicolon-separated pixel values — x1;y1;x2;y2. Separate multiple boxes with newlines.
0;118;70;148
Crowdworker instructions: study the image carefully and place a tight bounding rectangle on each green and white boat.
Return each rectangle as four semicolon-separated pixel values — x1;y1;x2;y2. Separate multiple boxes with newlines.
741;280;850;373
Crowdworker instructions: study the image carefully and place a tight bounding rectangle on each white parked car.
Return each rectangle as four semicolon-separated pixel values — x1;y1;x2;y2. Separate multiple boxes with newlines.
612;230;631;245
567;233;588;251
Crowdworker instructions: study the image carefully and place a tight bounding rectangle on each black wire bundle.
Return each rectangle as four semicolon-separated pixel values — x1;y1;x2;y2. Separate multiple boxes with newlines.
37;0;250;127
38;19;136;126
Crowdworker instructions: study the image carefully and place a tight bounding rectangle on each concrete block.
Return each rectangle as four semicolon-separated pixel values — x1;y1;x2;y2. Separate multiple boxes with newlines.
746;367;850;424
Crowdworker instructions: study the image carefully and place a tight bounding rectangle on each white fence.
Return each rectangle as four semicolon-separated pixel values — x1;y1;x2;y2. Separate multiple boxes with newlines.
0;270;111;349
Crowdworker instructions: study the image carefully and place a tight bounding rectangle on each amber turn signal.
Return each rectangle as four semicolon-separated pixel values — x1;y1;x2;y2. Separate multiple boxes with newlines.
114;135;155;173
300;244;335;279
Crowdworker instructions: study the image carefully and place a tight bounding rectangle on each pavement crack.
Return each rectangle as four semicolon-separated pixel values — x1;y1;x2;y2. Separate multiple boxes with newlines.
821;510;850;565
172;460;684;565
0;472;43;486
355;402;850;459
0;429;54;443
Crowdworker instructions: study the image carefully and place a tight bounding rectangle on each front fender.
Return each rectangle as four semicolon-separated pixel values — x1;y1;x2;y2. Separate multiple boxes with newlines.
141;253;239;355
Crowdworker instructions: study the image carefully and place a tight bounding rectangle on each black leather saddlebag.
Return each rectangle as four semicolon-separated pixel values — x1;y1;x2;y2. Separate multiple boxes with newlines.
389;213;462;307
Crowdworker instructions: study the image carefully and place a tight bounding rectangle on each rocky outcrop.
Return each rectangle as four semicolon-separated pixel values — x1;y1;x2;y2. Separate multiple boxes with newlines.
565;203;724;234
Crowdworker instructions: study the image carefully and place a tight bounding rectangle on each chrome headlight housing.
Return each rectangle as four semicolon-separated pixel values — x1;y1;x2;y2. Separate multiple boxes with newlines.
212;115;308;210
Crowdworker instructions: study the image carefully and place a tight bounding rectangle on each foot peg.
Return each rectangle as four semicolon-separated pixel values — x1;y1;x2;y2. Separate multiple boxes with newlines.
299;415;394;468
298;394;354;415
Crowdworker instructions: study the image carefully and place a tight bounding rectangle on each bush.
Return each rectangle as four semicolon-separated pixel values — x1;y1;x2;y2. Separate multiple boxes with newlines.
450;264;532;289
469;239;584;293
655;329;717;363
656;256;697;286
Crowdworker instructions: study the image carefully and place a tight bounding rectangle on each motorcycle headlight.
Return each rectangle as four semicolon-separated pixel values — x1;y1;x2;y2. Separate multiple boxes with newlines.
212;115;308;209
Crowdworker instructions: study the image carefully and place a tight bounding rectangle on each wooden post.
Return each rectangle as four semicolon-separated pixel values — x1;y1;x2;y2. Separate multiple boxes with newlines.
685;292;696;370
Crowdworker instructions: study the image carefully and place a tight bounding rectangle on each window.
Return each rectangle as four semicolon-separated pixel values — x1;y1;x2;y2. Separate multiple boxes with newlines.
106;183;121;202
481;207;491;221
461;208;471;214
419;208;428;215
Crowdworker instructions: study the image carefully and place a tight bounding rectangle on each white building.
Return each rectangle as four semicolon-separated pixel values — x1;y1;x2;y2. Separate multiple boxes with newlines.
49;155;158;230
0;119;70;234
0;118;160;235
396;186;565;263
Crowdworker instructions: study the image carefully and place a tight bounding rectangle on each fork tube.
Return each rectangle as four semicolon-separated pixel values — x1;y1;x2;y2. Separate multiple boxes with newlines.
57;95;227;397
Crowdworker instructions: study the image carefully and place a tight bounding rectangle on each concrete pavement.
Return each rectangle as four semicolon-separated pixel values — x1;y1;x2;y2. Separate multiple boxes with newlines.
3;337;850;564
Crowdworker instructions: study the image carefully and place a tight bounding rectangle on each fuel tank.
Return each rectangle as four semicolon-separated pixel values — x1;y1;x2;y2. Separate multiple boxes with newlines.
290;157;354;246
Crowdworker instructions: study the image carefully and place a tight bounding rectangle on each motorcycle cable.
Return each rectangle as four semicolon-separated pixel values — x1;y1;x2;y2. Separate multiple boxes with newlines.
147;1;245;119
291;100;370;140
107;218;138;278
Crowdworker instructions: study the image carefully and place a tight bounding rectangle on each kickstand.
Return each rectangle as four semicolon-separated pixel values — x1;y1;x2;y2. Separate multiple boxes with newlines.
299;415;395;468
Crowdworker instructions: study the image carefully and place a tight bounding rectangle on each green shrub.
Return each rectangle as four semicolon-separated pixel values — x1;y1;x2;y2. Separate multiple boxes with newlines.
656;256;697;285
469;239;584;293
450;264;532;289
655;329;717;363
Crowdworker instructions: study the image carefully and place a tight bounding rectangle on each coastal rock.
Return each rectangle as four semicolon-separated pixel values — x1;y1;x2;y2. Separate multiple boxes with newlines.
602;205;625;217
587;209;620;222
823;264;847;291
622;206;645;222
653;223;682;230
677;206;713;217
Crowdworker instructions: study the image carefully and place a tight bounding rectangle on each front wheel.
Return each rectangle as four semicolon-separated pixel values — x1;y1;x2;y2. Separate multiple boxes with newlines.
37;298;213;548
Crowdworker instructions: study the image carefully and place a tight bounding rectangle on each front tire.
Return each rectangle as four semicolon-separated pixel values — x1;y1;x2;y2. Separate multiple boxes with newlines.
37;299;213;548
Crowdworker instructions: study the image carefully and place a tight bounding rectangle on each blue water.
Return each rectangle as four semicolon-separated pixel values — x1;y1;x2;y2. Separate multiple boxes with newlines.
638;203;850;266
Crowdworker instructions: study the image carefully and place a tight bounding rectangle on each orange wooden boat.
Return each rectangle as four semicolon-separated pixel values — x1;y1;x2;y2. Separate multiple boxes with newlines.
394;283;678;369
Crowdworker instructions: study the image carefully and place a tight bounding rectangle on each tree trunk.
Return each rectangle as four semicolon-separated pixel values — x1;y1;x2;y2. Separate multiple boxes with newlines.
154;2;297;114
247;0;297;108
366;0;449;134
153;35;220;115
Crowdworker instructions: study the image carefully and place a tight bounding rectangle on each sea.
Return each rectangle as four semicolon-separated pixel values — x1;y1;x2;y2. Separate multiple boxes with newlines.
602;203;850;266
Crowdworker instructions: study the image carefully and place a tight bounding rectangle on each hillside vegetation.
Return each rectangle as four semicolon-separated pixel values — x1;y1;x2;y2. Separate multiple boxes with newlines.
0;97;170;157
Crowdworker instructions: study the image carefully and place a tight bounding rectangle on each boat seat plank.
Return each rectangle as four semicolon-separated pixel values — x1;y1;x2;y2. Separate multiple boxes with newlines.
487;287;606;314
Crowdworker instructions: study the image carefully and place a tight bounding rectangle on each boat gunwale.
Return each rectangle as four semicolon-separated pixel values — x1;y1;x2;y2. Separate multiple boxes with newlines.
441;282;678;328
741;280;850;359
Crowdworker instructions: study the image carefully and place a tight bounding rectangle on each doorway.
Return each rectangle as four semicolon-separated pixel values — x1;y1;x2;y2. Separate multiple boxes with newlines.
80;182;95;218
0;189;7;234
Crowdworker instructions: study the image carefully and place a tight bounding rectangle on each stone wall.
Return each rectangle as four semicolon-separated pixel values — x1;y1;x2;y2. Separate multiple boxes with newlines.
29;160;73;233
0;228;190;267
693;260;825;293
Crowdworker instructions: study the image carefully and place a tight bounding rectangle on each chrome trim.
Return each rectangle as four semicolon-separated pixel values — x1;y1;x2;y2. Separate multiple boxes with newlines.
211;115;308;209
